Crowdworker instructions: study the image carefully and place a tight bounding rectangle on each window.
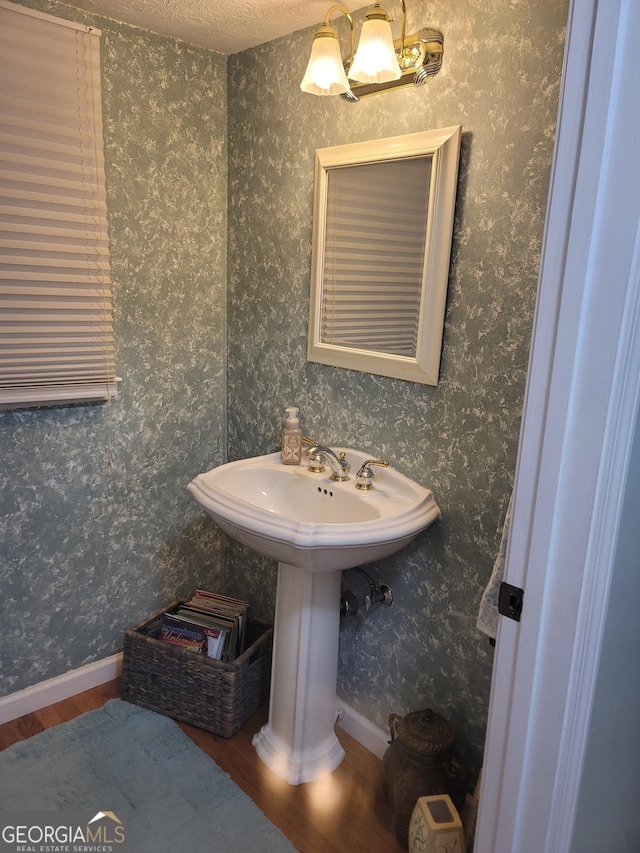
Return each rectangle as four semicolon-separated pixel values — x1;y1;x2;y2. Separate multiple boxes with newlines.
0;0;118;409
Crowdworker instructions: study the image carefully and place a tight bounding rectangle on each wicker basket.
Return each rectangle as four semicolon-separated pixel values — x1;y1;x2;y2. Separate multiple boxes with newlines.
121;601;273;738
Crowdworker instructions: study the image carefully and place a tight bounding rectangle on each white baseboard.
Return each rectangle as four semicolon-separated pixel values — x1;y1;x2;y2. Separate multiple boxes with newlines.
0;653;123;725
0;658;388;765
336;698;390;759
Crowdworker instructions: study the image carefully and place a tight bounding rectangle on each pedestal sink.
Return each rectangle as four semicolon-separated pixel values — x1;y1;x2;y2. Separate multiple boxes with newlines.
187;449;440;784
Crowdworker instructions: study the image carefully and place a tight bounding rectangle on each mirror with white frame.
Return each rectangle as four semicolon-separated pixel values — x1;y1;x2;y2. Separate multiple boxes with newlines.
307;126;461;385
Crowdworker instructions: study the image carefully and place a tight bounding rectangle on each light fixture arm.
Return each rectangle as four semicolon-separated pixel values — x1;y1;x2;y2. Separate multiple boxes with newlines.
398;0;407;59
323;5;355;72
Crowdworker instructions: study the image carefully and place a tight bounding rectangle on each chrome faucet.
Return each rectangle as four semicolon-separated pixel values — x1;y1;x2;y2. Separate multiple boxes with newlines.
302;436;350;481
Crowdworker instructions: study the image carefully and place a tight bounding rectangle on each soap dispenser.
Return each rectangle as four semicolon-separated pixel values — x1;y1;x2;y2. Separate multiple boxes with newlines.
281;406;302;465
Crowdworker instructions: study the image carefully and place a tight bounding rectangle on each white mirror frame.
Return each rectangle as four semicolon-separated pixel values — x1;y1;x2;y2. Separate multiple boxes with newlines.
307;126;461;385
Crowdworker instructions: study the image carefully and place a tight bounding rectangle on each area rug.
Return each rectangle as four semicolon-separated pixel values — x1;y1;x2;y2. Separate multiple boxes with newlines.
0;699;296;852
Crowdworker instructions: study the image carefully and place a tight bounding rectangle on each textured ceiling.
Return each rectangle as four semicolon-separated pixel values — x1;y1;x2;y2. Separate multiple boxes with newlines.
61;0;364;54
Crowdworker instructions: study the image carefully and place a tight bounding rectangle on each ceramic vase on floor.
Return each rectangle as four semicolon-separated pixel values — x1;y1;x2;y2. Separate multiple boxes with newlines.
381;707;467;847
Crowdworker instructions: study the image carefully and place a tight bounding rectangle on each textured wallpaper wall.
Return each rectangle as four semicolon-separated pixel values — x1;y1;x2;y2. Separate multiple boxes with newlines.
0;2;228;694
226;0;568;783
0;0;568;789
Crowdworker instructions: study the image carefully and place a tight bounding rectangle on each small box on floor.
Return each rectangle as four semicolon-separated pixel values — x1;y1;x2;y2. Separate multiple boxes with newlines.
409;794;465;853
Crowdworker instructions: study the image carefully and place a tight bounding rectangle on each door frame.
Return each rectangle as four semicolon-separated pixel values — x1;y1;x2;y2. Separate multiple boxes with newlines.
475;0;640;850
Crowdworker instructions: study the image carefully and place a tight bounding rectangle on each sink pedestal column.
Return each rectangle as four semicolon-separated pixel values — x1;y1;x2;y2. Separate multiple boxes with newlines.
252;562;345;785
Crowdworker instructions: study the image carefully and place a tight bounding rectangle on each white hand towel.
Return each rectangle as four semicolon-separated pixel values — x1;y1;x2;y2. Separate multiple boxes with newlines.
477;494;513;640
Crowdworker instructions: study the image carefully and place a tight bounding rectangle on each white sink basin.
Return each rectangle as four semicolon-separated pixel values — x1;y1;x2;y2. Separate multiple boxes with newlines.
187;449;440;572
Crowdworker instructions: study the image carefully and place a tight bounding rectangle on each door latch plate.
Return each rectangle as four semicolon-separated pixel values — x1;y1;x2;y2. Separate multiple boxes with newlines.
498;582;524;622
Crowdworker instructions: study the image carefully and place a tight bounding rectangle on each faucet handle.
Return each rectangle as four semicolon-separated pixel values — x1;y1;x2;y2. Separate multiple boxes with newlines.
355;459;389;490
307;453;325;473
302;436;325;472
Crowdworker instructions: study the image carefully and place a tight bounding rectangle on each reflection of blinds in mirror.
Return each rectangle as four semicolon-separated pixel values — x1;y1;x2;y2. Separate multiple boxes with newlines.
321;156;431;357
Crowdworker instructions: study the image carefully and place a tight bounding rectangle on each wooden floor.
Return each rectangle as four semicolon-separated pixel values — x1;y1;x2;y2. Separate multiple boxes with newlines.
0;680;405;853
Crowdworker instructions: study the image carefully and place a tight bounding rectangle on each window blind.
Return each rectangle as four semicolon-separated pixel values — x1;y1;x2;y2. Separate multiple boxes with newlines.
321;156;432;358
0;0;118;409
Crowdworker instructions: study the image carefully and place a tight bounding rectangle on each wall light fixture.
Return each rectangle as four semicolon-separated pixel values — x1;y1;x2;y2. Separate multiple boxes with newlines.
300;1;443;101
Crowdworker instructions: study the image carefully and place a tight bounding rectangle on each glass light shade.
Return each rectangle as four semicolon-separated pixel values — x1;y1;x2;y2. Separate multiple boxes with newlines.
300;30;350;96
349;17;401;84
